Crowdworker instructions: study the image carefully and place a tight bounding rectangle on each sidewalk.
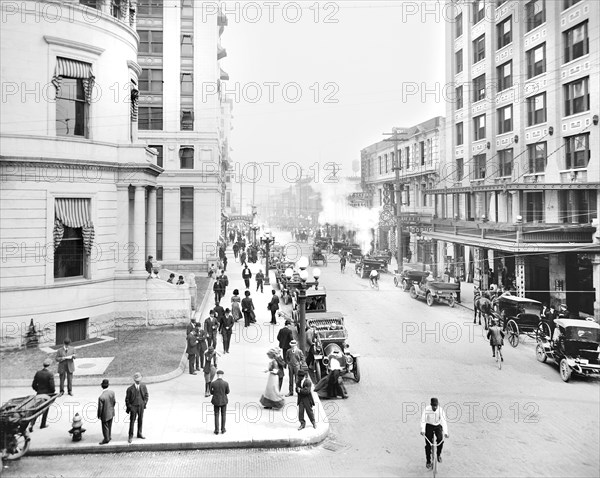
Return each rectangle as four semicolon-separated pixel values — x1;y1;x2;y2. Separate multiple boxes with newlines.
3;248;329;456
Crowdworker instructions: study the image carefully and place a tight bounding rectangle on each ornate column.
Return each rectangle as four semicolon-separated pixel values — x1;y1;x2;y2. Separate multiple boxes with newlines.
116;185;130;275
146;187;157;261
132;185;146;274
515;255;526;298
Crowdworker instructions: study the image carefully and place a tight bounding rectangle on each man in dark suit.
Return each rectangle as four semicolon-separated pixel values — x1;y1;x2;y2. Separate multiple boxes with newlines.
55;337;76;396
296;370;316;430
205;310;219;348
125;372;149;443
242;265;252;289
210;370;230;435
97;379;116;444
277;320;294;364
196;324;208;369
186;317;197;336
186;329;199;375
213;277;224;303
285;340;305;396
213;301;226;325
30;358;55;431
268;290;280;325
220;309;234;354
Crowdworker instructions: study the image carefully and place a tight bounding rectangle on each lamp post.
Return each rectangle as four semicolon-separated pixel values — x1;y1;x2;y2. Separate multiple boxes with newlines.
260;229;275;285
284;256;321;354
251;224;259;246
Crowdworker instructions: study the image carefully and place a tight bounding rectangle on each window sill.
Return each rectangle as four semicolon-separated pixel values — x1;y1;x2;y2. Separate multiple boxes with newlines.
562;110;590;121
525;122;547;129
525;22;546;36
562;53;590;68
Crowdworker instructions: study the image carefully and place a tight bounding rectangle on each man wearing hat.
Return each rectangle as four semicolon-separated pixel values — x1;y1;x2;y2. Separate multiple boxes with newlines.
145;255;153;275
296;370;316;430
186;328;199;375
210;370;230;435
420;397;449;468
186;317;197;336
285;340;305;397
97;379;116;444
125;372;149;443
204;310;219;349
56;337;76;396
277;320;294;364
30;358;55;431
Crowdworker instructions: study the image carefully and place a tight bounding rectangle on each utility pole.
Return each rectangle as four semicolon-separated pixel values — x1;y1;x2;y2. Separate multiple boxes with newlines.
384;129;405;272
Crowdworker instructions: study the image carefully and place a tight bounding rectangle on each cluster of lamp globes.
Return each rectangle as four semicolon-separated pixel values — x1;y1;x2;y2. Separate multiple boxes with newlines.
284;256;321;283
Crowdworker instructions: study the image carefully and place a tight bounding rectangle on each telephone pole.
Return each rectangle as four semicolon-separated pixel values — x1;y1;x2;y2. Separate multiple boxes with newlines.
384;129;406;272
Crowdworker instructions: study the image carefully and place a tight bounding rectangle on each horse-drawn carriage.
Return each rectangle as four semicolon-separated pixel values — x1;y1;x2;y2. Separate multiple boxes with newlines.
308;314;360;383
310;246;328;266
492;296;544;347
1;393;59;460
313;238;331;252
355;257;388;279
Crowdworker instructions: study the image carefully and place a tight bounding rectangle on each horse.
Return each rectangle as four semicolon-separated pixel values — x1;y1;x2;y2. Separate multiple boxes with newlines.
473;287;493;328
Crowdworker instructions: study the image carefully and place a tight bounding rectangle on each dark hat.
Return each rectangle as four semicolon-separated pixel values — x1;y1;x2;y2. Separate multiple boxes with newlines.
63;337;71;345
216;370;224;375
290;340;297;346
285;319;291;326
430;397;439;405
43;358;52;367
297;370;306;377
101;379;109;388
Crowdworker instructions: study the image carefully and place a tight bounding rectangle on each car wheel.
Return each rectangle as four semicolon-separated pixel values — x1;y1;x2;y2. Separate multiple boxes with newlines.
448;295;456;308
426;292;434;307
536;322;551;341
353;357;361;383
536;343;547;363
559;358;572;382
409;286;417;299
393;277;399;287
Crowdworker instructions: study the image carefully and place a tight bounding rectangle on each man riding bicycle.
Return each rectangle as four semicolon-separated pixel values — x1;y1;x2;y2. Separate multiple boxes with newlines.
420;397;449;469
369;269;379;288
487;318;505;361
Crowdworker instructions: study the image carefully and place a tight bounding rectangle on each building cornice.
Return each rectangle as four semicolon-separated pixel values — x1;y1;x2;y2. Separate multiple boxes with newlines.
127;60;143;76
44;36;105;56
427;182;600;194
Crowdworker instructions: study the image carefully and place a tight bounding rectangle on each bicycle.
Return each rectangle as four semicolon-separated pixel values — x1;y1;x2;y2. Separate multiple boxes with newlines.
494;344;503;370
423;434;446;478
370;278;379;290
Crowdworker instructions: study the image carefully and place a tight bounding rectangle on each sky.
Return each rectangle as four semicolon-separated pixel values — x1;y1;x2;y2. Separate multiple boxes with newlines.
220;0;447;200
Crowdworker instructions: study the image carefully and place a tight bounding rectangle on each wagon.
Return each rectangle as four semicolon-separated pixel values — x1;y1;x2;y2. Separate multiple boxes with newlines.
307;314;360;383
536;318;600;382
492;296;543;348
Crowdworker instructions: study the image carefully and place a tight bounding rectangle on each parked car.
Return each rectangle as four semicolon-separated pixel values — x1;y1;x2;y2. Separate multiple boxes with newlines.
409;276;458;307
393;269;429;291
536;318;600;382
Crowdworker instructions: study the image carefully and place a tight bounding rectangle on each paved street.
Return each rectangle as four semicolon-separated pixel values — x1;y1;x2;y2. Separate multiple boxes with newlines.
3;232;599;477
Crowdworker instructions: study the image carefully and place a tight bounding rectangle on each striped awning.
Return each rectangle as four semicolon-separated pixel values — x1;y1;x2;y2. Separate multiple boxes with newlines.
52;57;95;104
130;79;139;122
220;68;229;81
54;198;95;254
217;45;227;60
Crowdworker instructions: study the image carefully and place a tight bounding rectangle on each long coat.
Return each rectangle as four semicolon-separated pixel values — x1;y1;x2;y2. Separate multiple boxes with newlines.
98;389;116;421
487;326;505;346
210;378;230;406
56;346;76;374
186;332;199;355
32;368;55;395
297;376;315;408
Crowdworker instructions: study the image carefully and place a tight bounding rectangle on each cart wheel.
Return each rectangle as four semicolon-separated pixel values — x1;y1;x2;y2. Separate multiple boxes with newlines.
314;360;322;382
536;343;547;363
409;286;417;299
559;358;572;382
448;294;456;308
4;429;31;460
507;320;519;347
353;358;361;383
393;277;399;287
536;322;551;341
426;292;434;307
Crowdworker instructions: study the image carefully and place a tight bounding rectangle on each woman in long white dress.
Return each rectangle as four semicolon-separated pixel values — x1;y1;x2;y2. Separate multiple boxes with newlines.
231;289;242;322
259;349;285;409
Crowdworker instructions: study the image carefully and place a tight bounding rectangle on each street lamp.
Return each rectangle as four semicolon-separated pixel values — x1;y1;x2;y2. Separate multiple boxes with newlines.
284;257;321;354
260;228;275;285
251;224;259;245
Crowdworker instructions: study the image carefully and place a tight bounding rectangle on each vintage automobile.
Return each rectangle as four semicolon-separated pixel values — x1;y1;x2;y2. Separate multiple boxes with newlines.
367;250;392;266
307;314;360;383
291;287;329;325
331;241;347;255
355;257;388;278
393;269;429;291
409;276;459;307
346;247;364;263
492;296;543;347
536;318;600;382
313;239;331;252
309;246;328;266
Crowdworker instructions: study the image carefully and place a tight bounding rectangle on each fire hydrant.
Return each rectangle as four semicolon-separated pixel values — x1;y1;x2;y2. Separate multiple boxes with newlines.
68;413;86;442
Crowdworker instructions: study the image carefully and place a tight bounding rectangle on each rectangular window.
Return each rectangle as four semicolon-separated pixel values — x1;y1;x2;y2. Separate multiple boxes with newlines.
405;146;410;169
498;148;513;177
181;110;193;131
473;114;486;141
404;186;410;207
181;72;193;94
526;43;546;78
180;187;194;260
473;74;486;102
455;49;463;73
456;158;464;181
54;225;85;278
111;0;122;18
79;0;99;8
559;190;597;224
526;0;545;32
156;187;163;261
527;93;546;126
181;0;193;17
473;153;486;179
564;22;589;63
378;189;382;206
473;35;485;63
149;145;163;167
563;0;582;9
564;77;589;116
473;0;485;24
456;85;463;110
456;122;464;145
497;61;512;91
525;191;544;222
378;156;382;174
455;12;463;38
565;133;590;169
56;78;87;138
138;30;163;54
497;105;513;134
181;34;193;57
137;0;163;16
139;69;163;93
138;107;162;130
179;147;194;169
385;154;389;173
527;142;547;173
497;17;512;49
420;142;425;166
